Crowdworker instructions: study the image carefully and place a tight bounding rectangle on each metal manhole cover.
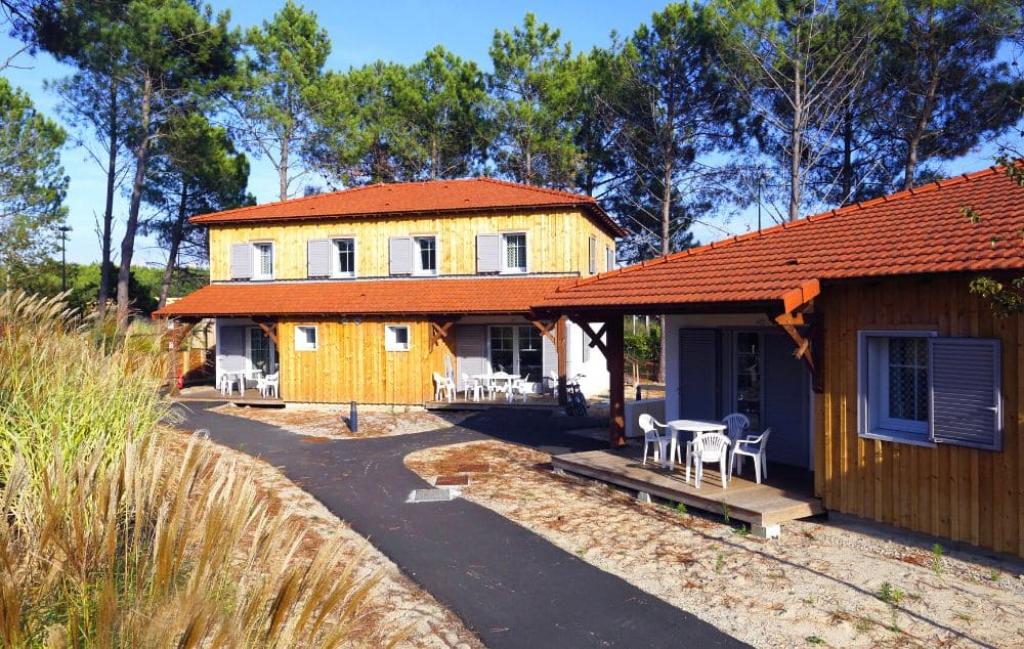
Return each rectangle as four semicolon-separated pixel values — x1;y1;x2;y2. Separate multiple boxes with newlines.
406;487;461;503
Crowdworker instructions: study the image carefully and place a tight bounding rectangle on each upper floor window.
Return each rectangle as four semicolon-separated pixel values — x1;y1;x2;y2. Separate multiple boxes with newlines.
253;242;274;280
606;246;615;271
414;236;437;275
503;233;527;273
588;236;597;274
333;238;355;277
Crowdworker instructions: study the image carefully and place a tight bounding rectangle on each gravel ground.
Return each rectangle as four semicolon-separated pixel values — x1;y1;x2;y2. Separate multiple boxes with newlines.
169;427;483;649
405;439;1024;649
210;403;470;439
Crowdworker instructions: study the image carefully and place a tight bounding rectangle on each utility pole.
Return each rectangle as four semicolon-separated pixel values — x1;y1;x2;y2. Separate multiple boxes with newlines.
58;225;72;291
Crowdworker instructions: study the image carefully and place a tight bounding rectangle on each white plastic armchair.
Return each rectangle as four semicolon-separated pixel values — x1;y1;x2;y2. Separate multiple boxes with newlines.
639;414;680;467
218;373;240;396
258;372;279;398
687;432;731;489
432;372;454;402
460;372;482;401
730;428;771;484
507;375;530;403
722;413;751;471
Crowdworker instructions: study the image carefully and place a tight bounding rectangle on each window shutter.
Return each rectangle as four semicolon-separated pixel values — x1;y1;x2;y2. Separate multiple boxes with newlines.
389;236;413;275
929;337;1002;450
678;328;720;420
230;243;251;280
606;246;614;271
476;234;500;273
588;236;597;274
307;239;331;277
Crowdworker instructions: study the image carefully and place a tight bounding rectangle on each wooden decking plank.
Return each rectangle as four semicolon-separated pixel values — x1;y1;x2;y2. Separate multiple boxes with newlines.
552;449;823;529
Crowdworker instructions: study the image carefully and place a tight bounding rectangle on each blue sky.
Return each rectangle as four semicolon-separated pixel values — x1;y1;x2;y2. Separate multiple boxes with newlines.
0;0;1016;265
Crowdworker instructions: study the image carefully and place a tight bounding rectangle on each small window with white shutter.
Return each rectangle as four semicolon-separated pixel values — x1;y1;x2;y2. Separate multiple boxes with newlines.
858;331;1002;450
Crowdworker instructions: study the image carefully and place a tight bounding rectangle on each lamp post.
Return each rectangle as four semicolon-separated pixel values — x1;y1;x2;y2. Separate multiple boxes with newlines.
58;225;71;291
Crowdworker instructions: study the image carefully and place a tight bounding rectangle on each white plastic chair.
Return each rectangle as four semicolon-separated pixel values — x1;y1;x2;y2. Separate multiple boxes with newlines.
722;413;751;471
259;372;279;398
432;372;454;402
507;375;530;403
218;373;240;396
639;414;681;467
460;372;482;401
730;428;771;484
687;432;731;489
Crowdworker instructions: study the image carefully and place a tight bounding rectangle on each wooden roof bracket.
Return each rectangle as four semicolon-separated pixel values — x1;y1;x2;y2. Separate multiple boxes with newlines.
428;319;457;351
774;279;821;378
253;319;279;346
530;319;558;343
569;317;609;357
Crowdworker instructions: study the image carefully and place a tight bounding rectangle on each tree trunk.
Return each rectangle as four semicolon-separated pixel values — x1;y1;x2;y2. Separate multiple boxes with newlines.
279;131;289;201
116;72;152;327
789;62;803;221
903;64;941;190
658;158;672;384
430;135;439;180
841;108;854;204
158;181;188;310
97;76;118;317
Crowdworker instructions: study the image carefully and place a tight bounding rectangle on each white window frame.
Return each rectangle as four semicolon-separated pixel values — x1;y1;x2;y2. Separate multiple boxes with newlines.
385;324;411;352
251;242;274;280
331;237;356;278
606;245;614;272
413;235;439;276
858;329;937;446
501;232;528;274
295;325;318;351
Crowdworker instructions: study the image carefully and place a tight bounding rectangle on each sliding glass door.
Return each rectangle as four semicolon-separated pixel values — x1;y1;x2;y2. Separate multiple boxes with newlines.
488;325;543;381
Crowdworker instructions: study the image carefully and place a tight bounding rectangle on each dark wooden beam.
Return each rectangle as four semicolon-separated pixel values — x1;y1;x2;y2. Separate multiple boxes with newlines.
530;319;557;343
571;319;608;357
555;316;567;406
428;320;455;351
253;319;279;346
605;317;626;448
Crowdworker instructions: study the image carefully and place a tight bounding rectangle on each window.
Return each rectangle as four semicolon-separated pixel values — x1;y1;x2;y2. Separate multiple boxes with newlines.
588;236;597;274
295;326;318;351
385;324;410;351
502;233;527;273
606;246;614;271
859;331;934;444
487;325;543;381
333;238;355;277
414;236;437;275
252;242;274;280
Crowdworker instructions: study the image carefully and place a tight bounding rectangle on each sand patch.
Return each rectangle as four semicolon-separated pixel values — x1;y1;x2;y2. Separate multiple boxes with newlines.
211;403;469;439
406;440;1024;649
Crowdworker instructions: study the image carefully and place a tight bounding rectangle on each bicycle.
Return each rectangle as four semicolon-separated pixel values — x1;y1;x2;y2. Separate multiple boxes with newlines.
565;373;588;417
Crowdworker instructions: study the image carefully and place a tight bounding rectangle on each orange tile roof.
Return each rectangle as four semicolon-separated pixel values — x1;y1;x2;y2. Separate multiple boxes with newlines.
190;177;626;238
539;166;1024;311
154;275;573;318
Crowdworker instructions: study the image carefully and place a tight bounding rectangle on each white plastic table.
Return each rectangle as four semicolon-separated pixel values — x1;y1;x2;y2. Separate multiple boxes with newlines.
664;419;727;470
473;372;517;398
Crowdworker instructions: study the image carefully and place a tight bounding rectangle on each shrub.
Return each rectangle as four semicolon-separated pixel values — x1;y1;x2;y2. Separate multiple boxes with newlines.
0;291;392;647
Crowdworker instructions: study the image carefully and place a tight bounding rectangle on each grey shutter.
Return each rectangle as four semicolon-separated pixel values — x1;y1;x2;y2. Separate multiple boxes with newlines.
588;236;596;274
307;239;332;277
217;325;246;373
389;236;413;275
230;243;252;280
929;337;1002;450
476;234;501;273
455;325;487;384
542;330;557;379
678;328;720;420
606;246;614;271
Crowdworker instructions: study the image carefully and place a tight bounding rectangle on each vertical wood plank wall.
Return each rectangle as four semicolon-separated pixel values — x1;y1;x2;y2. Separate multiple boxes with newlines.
208;209;615;281
816;275;1023;556
277;319;453;405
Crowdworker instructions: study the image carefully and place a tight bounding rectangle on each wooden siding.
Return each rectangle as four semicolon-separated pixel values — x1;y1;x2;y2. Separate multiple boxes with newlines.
816;274;1024;556
208;209;615;281
277;319;453;405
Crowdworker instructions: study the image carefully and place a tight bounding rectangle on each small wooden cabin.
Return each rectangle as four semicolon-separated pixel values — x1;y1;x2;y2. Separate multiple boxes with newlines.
537;166;1024;557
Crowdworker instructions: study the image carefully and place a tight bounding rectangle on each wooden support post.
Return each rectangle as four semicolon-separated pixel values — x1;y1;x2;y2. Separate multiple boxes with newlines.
606;316;626;448
556;317;567;406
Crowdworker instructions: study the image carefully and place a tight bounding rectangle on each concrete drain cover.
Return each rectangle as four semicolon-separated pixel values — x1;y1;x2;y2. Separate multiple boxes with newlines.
406;487;461;503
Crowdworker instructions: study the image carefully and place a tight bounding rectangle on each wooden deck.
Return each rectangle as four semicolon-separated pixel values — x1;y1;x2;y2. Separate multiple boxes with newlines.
425;395;560;411
552;449;824;536
173;385;284;407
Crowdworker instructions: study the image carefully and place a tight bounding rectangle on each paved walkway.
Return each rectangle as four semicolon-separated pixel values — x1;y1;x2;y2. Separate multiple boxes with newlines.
177;402;747;649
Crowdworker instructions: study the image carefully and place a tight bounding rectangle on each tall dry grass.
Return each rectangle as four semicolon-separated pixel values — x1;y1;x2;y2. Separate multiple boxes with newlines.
0;291;394;648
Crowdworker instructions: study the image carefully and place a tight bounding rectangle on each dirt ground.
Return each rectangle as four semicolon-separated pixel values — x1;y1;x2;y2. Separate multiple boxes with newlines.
170;428;482;649
405;440;1024;649
210;403;469;438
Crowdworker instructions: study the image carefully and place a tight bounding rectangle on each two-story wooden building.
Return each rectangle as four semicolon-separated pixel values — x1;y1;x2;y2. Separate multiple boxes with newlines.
156;178;624;405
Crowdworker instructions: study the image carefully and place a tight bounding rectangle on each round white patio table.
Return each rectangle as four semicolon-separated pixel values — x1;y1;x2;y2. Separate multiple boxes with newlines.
664;419;728;471
473;372;517;399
